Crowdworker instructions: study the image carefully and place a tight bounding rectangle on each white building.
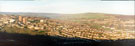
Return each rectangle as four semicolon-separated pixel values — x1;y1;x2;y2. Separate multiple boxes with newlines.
9;19;15;23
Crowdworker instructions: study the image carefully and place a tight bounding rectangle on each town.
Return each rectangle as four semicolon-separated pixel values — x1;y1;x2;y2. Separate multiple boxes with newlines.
0;14;135;40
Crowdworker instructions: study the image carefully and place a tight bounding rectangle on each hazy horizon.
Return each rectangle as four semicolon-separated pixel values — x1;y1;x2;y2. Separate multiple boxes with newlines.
0;0;134;15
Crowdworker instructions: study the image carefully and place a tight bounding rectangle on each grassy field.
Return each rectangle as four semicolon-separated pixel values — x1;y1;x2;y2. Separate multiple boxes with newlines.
59;13;109;20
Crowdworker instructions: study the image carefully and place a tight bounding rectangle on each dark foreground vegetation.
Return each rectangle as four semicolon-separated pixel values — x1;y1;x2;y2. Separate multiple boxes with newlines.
0;32;135;46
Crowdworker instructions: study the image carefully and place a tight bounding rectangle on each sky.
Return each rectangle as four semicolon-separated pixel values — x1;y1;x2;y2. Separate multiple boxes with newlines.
0;0;134;15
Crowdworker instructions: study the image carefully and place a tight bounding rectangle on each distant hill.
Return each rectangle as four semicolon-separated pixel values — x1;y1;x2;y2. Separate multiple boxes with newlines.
0;12;134;19
0;12;62;18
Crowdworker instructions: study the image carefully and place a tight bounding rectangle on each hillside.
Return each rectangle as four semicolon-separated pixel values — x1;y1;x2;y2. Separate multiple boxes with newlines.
0;13;134;40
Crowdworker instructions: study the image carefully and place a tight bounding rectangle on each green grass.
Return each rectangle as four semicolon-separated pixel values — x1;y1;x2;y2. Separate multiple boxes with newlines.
3;26;48;35
89;24;103;29
72;13;107;19
60;13;109;20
